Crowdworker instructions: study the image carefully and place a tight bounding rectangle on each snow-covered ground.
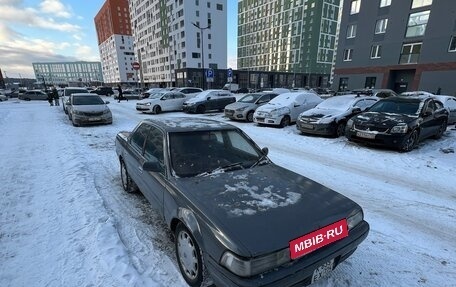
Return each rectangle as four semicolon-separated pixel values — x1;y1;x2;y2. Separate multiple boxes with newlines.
0;97;455;287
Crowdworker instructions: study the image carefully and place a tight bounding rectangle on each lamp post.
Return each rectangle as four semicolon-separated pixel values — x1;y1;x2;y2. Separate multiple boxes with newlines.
192;22;210;90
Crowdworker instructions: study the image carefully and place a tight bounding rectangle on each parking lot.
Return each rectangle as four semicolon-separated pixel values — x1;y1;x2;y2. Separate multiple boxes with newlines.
1;98;455;287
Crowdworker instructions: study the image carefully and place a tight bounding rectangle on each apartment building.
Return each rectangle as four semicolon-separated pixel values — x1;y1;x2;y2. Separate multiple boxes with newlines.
128;0;227;88
333;0;456;94
237;0;342;88
32;62;103;87
95;0;137;85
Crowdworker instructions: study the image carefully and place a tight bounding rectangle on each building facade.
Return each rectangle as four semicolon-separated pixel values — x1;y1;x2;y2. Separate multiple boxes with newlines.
128;0;227;88
333;0;456;95
95;0;137;85
237;0;342;88
32;62;103;87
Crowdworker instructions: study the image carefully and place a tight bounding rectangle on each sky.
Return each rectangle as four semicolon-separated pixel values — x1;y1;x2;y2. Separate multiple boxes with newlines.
0;0;237;79
1;98;455;286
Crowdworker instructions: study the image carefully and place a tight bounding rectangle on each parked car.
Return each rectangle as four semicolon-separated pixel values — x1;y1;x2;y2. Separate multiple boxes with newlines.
432;95;456;124
297;94;379;137
253;91;323;127
115;117;369;287
182;89;236;113
350;88;397;98
113;89;140;100
18;90;48;101
140;87;165;99
66;93;112;126
345;96;449;152
224;92;279;122
172;87;203;98
90;86;114;96
234;87;250;94
136;91;188;114
400;91;434;97
0;93;7;102
62;87;89;113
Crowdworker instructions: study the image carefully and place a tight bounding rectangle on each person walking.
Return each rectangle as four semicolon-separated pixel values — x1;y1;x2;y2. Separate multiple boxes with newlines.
117;84;127;102
52;87;60;106
47;90;54;106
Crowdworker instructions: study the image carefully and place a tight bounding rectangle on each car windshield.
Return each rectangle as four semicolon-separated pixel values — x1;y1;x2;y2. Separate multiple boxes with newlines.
368;100;420;115
316;97;353;111
73;96;105;105
169;130;265;177
149;92;166;99
67;89;88;95
238;94;262;103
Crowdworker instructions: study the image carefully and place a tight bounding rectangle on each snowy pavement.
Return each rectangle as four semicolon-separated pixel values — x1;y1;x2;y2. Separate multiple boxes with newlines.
0;98;455;287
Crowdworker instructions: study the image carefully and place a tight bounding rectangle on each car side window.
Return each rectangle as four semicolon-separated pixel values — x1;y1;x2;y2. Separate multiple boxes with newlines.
175;93;185;98
434;101;443;110
144;127;165;169
423;100;436;114
130;123;150;153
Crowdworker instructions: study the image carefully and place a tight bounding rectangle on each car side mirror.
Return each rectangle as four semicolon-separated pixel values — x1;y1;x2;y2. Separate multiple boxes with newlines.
66;101;71;105
352;107;362;113
142;159;162;172
261;147;269;156
424;110;432;117
207;97;211;100
105;101;110;104
294;102;300;107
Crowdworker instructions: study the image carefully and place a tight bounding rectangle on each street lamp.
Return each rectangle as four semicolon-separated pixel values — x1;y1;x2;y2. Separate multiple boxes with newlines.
192;22;210;90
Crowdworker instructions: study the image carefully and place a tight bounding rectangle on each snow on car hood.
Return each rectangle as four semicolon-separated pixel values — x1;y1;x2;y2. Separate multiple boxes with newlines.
354;112;417;126
225;102;253;110
172;164;357;257
300;108;344;124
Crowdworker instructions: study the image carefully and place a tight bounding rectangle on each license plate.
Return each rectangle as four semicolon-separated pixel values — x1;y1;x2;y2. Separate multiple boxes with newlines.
356;131;376;139
289;219;348;260
311;259;334;283
256;117;265;122
301;123;314;129
89;117;101;121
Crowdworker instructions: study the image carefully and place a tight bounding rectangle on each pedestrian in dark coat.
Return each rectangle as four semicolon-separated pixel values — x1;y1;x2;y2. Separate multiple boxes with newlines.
117;85;127;102
52;87;59;106
47;90;54;106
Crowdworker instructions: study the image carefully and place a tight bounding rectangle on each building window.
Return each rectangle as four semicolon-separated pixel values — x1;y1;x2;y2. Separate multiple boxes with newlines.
370;45;382;58
406;11;430;37
399;42;422;64
350;0;361;15
343;49;353;61
365;77;376;89
449;36;456;52
375;19;388;34
412;0;432;9
347;24;357;38
339;77;349;91
380;0;392;7
216;4;223;10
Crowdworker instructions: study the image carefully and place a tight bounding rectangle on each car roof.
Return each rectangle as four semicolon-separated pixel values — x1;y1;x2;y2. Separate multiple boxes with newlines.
327;94;376;100
71;93;99;97
65;87;87;90
384;95;430;102
142;117;235;133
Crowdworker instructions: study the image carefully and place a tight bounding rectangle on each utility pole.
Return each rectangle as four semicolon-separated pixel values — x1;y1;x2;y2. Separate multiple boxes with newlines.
192;22;210;90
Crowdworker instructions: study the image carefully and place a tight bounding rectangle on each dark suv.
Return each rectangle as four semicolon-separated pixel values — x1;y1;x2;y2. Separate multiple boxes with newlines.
90;86;114;96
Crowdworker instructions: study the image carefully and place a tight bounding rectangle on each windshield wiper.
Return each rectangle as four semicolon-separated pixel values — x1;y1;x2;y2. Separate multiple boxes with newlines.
196;162;244;177
250;155;269;168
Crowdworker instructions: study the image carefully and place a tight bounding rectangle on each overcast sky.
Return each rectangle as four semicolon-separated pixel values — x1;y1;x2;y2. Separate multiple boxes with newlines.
0;0;237;79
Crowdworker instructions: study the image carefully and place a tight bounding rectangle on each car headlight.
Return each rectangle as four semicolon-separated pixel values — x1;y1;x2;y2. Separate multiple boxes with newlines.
73;110;84;115
347;119;354;128
347;209;364;230
236;106;248;112
390;124;408;133
103;109;111;115
220;249;290;277
270;107;289;118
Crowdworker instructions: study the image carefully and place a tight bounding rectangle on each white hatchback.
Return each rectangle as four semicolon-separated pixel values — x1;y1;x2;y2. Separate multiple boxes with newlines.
253;91;323;127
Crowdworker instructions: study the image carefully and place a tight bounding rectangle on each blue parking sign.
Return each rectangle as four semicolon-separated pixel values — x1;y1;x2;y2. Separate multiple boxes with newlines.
227;68;233;78
206;69;214;78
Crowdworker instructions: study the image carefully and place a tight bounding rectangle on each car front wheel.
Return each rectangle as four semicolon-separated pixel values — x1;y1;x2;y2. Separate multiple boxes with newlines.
336;121;346;137
175;223;205;287
153;105;162;114
400;129;418;152
246;111;254;122
279;116;290;128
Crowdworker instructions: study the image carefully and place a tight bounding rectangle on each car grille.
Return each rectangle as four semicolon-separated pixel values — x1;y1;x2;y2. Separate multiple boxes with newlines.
354;124;388;133
225;109;234;116
81;111;104;116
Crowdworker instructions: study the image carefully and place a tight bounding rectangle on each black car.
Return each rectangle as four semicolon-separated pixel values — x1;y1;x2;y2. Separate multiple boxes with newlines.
345;96;449;152
90;86;114;96
115;117;369;287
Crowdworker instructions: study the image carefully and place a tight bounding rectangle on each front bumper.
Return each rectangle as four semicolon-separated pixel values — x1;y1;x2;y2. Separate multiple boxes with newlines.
296;120;336;136
253;115;282;126
225;109;247;120
346;128;409;150
207;221;369;287
183;104;197;113
136;105;151;112
72;113;112;125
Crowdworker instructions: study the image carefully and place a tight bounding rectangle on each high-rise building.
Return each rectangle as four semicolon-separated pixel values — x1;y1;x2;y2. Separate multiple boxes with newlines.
95;0;137;85
333;0;456;94
128;0;227;88
237;0;342;88
32;62;103;86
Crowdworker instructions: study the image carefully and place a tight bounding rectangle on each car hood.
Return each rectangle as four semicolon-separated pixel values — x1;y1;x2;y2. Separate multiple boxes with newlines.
137;99;159;105
172;164;358;257
256;103;289;112
225;102;254;110
353;111;417;126
72;105;109;112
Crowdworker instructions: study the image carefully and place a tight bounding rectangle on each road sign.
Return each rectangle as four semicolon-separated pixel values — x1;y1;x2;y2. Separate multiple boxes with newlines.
227;68;233;78
132;62;140;70
206;68;214;82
